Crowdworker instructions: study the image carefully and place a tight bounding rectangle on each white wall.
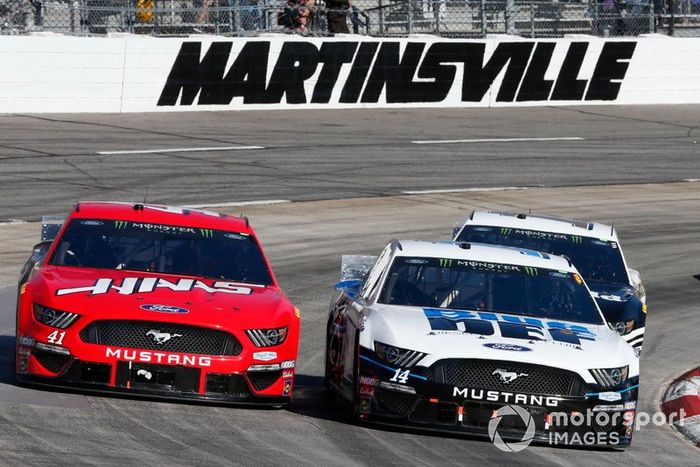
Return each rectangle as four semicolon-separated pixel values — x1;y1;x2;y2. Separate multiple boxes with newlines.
0;33;698;113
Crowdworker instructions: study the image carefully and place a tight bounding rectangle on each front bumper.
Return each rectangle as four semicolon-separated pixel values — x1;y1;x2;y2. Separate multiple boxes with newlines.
357;349;639;448
16;337;296;405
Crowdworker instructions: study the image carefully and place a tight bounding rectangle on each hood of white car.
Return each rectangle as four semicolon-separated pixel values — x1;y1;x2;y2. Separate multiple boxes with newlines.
360;304;638;383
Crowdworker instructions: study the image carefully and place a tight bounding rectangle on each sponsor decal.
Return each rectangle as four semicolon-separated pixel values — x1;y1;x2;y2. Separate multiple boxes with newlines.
224;232;248;240
438;258;453;267
80;220;104;226
280;360;295;369
294;307;301;319
158;41;636;107
141;304;190;314
282;370;294;378
359;376;380;386
453;387;560;407
18;335;36;346
56;277;254;297
199;228;214;238
484;343;532;352
406;259;429;264
146;329;182;345
253;351;277;361
105;348;211;367
283;379;292;396
598;391;622;402
136;369;153;380
593;404;624;412
20;283;27;295
424;308;597;346
493;368;529;383
114;220;129;229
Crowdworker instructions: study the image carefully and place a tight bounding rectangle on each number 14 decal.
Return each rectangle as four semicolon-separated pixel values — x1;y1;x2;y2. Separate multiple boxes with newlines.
389;368;410;384
47;330;65;345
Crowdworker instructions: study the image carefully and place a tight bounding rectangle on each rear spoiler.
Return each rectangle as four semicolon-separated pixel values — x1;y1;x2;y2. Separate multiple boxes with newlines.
41;216;64;242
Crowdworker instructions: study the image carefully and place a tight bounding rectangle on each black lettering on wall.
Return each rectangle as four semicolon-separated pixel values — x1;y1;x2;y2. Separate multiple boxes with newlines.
516;42;555;102
361;42;425;103
414;43;464;102
157;42;232;106
585;42;636;101
261;41;320;104
551;42;589;101
311;42;359;104
207;41;270;105
462;42;534;102
340;42;379;103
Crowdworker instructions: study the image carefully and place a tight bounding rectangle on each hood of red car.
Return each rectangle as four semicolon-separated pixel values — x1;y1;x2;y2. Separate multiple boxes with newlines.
30;266;293;328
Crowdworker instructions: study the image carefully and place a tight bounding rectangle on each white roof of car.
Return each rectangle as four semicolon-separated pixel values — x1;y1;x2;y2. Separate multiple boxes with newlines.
463;211;618;241
393;240;574;271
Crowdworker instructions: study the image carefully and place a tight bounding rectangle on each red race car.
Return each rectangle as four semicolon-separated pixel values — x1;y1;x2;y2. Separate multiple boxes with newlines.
16;202;300;405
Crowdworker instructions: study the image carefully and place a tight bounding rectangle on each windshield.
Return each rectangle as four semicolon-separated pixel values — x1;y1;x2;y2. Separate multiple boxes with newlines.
378;257;603;325
456;226;629;285
50;219;273;285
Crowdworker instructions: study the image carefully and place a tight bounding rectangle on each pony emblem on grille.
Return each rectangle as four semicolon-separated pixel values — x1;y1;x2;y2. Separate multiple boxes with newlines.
146;329;183;344
493;368;529;384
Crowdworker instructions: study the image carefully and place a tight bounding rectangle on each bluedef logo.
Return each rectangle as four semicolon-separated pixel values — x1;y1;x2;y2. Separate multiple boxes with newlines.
158;40;636;107
424;308;596;347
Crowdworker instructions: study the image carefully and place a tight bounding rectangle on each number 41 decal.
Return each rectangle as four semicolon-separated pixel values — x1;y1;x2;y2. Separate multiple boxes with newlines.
47;330;65;345
389;368;410;384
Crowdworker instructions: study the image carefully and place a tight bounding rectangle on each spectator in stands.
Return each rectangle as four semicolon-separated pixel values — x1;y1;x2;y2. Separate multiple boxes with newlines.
278;0;313;32
1;0;31;31
325;0;350;32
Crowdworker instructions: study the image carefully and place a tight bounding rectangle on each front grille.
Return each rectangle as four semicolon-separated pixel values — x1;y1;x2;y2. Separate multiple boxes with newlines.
33;350;71;373
247;370;281;391
376;392;416;416
80;320;242;356
430;359;587;397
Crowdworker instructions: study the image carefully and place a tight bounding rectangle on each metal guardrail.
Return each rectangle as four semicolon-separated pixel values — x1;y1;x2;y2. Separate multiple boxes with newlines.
2;0;700;36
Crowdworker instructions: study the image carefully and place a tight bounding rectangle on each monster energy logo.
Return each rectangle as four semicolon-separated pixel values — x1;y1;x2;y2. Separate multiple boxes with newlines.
523;267;538;276
500;228;513;236
200;228;214;238
115;221;129;229
570;236;583;244
438;258;453;267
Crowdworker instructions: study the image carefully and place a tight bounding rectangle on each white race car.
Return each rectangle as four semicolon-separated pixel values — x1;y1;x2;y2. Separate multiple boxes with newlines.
325;240;639;447
453;211;646;354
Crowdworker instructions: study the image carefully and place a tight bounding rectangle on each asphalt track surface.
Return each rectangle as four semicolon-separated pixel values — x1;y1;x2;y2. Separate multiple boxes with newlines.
0;106;699;466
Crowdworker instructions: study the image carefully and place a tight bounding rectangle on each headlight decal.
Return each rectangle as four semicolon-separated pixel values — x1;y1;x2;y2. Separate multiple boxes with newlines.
374;341;427;368
590;366;629;387
33;304;79;329
246;327;288;347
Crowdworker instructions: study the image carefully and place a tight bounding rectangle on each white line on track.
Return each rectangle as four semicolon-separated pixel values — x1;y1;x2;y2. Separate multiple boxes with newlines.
402;186;535;195
411;137;584;145
96;146;264;155
684;178;700;182
185;199;291;209
0;219;28;225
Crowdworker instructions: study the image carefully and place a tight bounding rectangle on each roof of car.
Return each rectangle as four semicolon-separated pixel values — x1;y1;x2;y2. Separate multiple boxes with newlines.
393;240;575;271
67;201;253;233
463;211;617;241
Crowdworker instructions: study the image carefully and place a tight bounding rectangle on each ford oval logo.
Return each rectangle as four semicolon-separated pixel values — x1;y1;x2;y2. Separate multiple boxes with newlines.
140;304;189;314
483;343;532;352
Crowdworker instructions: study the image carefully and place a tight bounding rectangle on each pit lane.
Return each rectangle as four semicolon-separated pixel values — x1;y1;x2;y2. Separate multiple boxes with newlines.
0;106;699;465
